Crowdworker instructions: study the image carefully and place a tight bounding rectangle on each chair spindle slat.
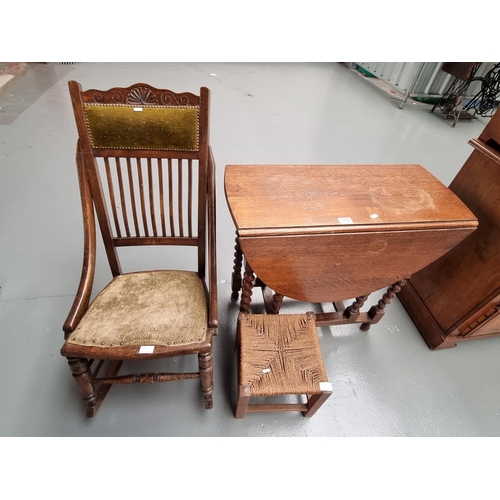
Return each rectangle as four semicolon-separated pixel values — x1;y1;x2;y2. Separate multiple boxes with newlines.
158;159;167;237
126;157;140;236
168;158;175;237
115;158;130;237
188;159;193;238
137;158;149;237
178;159;184;237
104;157;121;238
147;158;158;237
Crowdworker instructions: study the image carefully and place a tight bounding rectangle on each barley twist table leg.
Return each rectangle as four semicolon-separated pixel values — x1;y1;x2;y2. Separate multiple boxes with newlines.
231;234;243;300
344;295;369;320
240;259;255;314
361;280;407;331
270;293;284;314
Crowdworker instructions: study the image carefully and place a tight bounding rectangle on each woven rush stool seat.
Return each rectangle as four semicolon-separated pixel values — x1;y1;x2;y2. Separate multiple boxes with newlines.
235;312;332;418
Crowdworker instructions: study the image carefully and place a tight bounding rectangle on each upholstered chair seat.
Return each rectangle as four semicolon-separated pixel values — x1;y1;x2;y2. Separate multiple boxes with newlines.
63;271;208;355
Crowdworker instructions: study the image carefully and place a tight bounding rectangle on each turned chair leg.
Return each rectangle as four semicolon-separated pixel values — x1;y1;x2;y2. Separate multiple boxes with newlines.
199;350;214;410
67;357;97;418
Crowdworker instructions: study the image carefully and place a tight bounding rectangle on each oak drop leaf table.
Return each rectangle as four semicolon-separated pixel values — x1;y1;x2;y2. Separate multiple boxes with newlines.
225;164;477;331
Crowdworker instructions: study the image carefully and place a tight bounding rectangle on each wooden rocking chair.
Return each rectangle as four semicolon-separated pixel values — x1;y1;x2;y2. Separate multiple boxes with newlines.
60;81;217;417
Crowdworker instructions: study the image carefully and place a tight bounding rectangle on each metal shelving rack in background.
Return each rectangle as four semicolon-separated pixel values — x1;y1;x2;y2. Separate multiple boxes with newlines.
355;62;497;110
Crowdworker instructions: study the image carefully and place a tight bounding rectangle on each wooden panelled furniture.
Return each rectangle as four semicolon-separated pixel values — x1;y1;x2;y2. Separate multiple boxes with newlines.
225;164;478;331
398;110;500;349
61;82;217;417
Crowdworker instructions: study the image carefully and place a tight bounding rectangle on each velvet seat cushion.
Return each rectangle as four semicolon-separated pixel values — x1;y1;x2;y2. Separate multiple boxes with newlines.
66;271;207;348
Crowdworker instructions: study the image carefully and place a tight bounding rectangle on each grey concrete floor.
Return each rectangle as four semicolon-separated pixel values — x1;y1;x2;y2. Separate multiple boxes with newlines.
1;62;499;437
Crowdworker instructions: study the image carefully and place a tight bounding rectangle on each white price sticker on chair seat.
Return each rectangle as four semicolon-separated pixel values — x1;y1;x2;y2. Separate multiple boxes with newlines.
139;346;155;354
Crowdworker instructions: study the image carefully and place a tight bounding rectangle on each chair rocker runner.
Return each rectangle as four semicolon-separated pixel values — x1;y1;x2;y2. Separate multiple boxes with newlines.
61;81;217;417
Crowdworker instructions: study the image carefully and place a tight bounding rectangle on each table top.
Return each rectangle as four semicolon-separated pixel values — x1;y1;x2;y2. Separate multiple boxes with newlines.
225;164;477;237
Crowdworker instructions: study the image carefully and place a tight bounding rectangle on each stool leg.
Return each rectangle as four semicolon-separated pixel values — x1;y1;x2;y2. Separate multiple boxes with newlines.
303;389;332;417
235;385;251;419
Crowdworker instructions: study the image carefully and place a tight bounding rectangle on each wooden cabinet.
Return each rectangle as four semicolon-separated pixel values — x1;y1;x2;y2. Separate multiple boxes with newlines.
398;110;500;349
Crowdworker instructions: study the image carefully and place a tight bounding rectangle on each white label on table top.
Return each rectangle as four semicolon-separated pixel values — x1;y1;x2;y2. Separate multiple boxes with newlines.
370;213;379;219
139;345;155;354
133;107;143;112
338;217;353;224
262;368;271;374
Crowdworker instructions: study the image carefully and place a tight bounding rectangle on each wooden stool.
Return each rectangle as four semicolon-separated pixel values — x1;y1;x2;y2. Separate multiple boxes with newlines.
235;312;332;418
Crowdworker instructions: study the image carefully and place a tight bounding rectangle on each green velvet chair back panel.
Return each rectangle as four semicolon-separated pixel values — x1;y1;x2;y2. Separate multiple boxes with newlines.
84;104;199;151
